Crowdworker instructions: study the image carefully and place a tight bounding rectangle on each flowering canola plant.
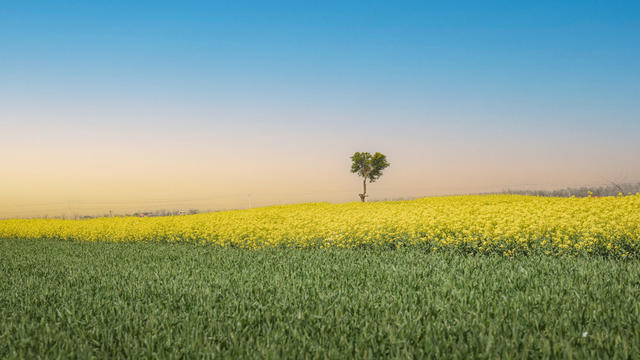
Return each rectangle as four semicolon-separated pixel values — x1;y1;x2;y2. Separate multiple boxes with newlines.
1;195;639;257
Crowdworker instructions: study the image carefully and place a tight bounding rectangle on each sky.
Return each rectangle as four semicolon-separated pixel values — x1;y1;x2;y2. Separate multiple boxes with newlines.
1;0;639;218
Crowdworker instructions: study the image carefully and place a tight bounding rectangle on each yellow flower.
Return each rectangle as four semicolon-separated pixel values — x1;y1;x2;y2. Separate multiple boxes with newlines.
1;194;638;256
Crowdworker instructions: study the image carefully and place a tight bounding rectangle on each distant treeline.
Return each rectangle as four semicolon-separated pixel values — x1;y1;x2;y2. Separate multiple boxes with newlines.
495;182;640;198
51;208;203;220
130;209;200;218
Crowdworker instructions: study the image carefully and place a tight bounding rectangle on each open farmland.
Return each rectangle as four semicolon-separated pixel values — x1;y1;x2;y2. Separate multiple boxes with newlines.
2;238;640;358
3;194;640;358
1;194;639;257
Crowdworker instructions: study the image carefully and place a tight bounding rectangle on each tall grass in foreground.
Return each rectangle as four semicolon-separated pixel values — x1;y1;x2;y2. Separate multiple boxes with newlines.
1;239;639;359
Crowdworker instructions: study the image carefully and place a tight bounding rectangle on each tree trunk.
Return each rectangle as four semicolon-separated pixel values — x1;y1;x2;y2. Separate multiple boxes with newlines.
359;178;367;202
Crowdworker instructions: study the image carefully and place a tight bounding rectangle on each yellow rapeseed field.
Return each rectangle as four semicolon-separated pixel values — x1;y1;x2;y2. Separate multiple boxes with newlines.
1;195;639;256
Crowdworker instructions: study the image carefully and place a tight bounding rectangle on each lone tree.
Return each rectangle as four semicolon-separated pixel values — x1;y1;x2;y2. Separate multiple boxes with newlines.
350;152;390;202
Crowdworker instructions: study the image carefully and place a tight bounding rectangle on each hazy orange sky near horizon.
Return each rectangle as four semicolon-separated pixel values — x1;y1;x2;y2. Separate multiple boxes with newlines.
3;105;638;218
2;1;640;218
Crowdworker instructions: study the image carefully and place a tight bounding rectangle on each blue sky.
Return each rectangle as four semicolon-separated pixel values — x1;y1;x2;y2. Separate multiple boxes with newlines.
1;1;639;216
3;1;639;127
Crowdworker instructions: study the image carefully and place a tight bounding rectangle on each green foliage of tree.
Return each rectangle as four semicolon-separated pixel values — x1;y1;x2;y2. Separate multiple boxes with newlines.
350;152;390;202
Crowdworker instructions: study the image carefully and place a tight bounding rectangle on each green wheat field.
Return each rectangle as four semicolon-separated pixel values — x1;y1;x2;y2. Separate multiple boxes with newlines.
2;238;639;358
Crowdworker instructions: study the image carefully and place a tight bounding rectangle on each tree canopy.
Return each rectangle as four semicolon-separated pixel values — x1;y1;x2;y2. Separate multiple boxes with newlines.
350;152;390;201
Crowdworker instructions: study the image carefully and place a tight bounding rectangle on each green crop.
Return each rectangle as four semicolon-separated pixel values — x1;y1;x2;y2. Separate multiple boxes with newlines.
1;238;639;358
